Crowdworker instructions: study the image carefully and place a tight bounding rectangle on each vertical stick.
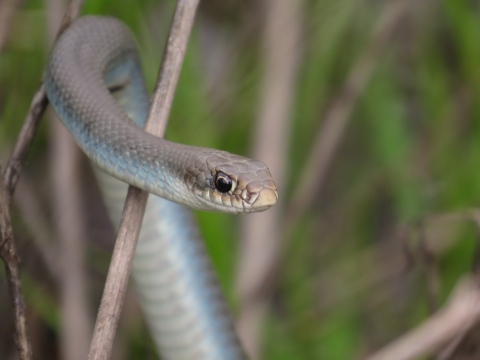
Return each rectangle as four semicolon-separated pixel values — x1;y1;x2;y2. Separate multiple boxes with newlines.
235;0;301;356
4;0;84;198
0;164;32;360
0;1;85;359
87;1;200;359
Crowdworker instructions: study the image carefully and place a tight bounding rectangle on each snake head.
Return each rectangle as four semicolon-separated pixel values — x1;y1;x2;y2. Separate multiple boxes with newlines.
184;152;278;214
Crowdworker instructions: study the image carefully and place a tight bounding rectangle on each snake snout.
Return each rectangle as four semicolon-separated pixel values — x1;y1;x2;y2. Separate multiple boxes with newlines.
241;176;278;211
253;187;278;209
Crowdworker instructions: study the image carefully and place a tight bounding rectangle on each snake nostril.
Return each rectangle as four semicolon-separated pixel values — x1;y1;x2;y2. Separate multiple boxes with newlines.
240;189;250;202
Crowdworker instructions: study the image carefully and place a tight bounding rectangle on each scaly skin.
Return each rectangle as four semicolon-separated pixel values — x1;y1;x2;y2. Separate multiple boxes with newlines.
44;16;277;214
45;16;278;359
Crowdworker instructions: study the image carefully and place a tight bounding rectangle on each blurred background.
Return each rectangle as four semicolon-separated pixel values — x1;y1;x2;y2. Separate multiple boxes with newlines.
2;0;480;359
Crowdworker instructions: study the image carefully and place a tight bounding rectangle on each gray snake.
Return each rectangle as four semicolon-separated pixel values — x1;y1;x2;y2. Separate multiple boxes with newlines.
44;16;277;359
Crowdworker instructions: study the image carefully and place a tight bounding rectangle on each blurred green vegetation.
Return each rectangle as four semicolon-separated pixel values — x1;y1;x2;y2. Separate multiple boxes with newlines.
3;0;480;359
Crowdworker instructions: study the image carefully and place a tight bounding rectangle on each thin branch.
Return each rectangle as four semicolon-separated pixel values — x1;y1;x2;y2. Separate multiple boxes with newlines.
0;164;32;360
145;0;199;136
4;89;49;198
433;213;480;360
233;2;411;335
52;122;91;360
13;176;60;279
87;1;200;359
0;2;85;359
46;0;92;357
418;222;441;314
436;325;480;360
0;0;20;53
234;2;409;354
235;0;302;356
3;0;85;199
365;276;480;360
304;209;480;316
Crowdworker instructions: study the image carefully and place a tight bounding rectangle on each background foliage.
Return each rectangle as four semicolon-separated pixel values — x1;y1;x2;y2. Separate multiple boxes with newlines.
1;0;480;359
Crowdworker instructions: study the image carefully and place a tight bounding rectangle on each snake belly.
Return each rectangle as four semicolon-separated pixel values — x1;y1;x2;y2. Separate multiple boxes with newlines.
44;16;278;359
95;172;246;360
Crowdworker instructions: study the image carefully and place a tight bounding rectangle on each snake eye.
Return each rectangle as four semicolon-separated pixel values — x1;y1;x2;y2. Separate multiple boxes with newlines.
215;172;232;193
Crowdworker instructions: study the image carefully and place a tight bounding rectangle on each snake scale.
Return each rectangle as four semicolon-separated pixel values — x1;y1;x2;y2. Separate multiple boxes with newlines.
44;16;277;359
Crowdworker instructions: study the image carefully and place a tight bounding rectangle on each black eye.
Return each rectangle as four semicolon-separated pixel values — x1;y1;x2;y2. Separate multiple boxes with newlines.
215;172;232;193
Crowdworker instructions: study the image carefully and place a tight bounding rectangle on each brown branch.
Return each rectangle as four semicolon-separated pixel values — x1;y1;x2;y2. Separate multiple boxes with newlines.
13;176;60;279
365;276;480;360
0;0;20;53
234;2;409;354
231;3;411;340
3;0;85;200
0;1;85;359
0;164;32;360
436;326;480;360
45;0;92;358
87;1;200;359
4;88;49;198
310;210;480;314
52;123;92;360
433;212;480;360
235;0;301;356
145;0;200;136
418;222;441;314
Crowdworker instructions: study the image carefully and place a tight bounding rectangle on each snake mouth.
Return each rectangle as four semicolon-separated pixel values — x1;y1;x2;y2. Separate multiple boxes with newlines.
237;175;278;209
252;188;278;208
189;183;278;213
236;179;278;213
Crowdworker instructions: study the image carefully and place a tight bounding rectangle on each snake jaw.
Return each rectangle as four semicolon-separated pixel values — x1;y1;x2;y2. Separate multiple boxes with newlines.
239;180;278;210
253;188;278;208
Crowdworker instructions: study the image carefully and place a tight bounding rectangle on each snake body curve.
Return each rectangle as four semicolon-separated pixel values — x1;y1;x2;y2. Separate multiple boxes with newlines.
45;16;277;214
44;16;277;359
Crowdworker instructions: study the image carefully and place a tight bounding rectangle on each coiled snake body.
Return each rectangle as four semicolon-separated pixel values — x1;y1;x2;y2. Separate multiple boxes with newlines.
44;16;277;359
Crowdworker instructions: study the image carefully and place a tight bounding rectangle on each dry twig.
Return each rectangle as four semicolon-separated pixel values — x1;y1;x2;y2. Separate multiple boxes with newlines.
365;276;480;360
418;222;441;313
434;212;480;359
234;1;409;355
0;165;32;360
0;1;85;359
52;123;91;360
436;326;480;360
13;177;59;278
308;209;480;314
46;0;92;358
235;0;301;356
0;0;20;53
3;0;84;199
87;1;200;359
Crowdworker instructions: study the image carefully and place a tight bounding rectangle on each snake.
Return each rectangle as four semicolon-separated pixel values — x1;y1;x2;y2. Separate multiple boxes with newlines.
44;16;278;359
